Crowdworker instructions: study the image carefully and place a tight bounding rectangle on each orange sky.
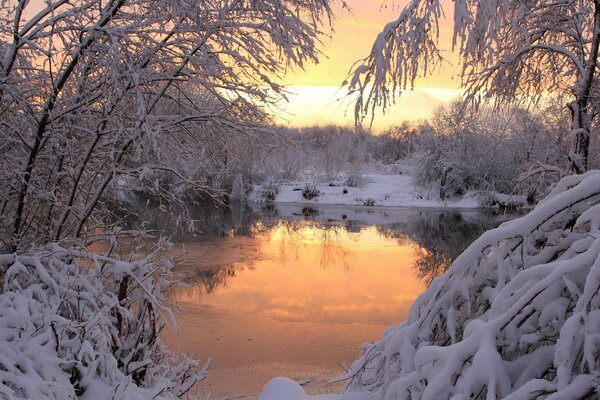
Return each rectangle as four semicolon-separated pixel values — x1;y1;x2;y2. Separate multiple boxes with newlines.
279;0;462;130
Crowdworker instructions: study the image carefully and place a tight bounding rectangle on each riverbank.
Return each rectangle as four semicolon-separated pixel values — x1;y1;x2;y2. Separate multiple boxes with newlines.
249;174;527;209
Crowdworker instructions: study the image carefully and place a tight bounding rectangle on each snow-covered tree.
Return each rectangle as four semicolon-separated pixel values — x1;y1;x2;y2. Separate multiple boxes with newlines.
0;0;334;252
404;101;567;201
0;1;337;397
347;0;600;173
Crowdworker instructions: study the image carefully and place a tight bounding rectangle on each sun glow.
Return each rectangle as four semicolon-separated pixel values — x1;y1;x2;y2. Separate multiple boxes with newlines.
279;85;461;129
278;0;462;130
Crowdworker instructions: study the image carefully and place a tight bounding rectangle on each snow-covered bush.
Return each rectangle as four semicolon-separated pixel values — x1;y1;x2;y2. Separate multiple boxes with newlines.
478;192;528;209
409;102;568;201
345;174;365;188
381;161;411;176
0;243;207;399
363;198;376;207
302;183;320;200
259;178;281;202
340;171;600;399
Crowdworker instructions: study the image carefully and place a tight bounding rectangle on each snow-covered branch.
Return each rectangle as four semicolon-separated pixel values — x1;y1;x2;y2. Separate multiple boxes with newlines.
0;243;208;399
348;0;600;172
0;0;335;251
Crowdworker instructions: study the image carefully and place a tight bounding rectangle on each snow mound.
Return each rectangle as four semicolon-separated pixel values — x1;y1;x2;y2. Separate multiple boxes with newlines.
339;171;600;399
259;377;364;400
0;244;207;399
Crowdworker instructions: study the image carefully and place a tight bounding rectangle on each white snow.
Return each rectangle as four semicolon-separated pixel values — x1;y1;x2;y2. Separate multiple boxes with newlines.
0;245;207;399
259;377;365;400
250;174;494;209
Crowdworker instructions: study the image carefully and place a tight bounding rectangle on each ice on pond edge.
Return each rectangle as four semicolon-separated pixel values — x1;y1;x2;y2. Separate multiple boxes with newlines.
259;377;365;400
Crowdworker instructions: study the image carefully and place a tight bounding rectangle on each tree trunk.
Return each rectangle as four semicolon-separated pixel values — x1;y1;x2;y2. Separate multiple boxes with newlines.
568;0;600;174
568;101;591;174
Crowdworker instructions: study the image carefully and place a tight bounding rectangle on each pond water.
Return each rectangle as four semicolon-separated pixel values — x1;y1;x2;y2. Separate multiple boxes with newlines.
119;199;518;399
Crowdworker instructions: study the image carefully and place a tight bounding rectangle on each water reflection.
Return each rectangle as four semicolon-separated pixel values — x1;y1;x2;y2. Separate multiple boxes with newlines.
173;212;510;322
144;200;518;398
113;195;516;290
377;212;505;285
174;222;424;325
113;194;515;287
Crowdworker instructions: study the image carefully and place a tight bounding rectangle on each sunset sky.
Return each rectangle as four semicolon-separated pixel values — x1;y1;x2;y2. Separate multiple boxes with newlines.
280;0;461;130
22;0;461;130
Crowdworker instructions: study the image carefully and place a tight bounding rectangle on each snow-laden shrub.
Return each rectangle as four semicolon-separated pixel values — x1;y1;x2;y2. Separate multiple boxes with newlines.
381;161;411;176
478;191;528;209
345;174;365;188
0;244;207;399
363;198;376;207
340;171;600;399
302;183;320;200
259;177;280;202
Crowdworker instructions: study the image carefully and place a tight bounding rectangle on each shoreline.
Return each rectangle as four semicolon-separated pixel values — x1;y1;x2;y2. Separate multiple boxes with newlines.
248;174;528;211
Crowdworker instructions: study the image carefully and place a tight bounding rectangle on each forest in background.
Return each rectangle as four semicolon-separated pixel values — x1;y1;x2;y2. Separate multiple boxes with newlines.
152;97;592;207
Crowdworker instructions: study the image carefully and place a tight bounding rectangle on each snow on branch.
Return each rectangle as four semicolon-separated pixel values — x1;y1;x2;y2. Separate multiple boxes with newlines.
0;244;207;399
346;0;444;126
348;0;600;132
0;0;337;251
339;171;600;399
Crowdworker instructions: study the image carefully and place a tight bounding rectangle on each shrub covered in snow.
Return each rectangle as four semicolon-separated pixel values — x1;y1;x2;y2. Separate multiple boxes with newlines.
345;174;365;188
410;103;568;201
0;243;207;399
259;178;281;202
339;172;600;399
478;192;529;209
363;198;376;207
302;183;320;200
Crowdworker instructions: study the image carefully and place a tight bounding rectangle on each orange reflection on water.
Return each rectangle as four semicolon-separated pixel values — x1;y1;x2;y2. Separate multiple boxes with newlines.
175;223;426;326
168;221;428;398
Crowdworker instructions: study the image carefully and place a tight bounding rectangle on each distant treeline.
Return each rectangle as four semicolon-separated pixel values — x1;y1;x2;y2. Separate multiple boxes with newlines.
130;98;596;205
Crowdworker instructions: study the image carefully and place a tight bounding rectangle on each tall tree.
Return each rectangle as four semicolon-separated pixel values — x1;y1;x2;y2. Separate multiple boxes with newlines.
0;0;334;251
348;0;600;174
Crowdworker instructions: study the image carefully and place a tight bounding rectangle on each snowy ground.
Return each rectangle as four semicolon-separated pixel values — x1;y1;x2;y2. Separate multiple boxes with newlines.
259;377;364;400
249;174;510;209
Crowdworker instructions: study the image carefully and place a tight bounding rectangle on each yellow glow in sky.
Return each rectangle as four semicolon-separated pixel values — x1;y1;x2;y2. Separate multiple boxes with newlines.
280;0;462;130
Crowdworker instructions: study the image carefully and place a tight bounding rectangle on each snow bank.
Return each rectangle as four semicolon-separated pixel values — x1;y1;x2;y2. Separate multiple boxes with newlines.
250;174;525;209
335;171;600;399
0;244;207;399
259;377;364;400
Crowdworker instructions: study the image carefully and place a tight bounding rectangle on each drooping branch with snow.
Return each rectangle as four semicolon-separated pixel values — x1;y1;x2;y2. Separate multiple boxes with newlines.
348;0;600;174
0;242;208;399
0;0;335;252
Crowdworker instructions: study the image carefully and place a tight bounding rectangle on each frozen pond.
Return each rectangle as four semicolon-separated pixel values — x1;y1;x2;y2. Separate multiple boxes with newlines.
120;200;518;399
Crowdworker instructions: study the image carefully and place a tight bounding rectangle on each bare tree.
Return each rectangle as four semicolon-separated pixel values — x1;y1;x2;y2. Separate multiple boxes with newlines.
0;0;335;252
347;0;600;174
